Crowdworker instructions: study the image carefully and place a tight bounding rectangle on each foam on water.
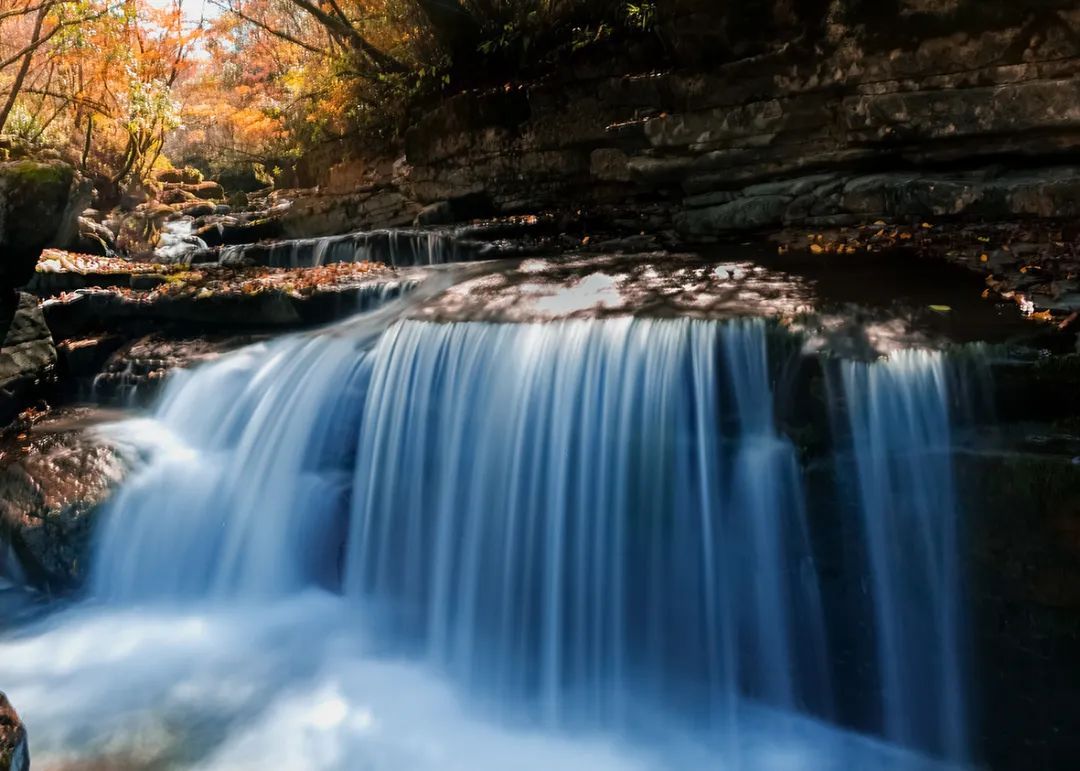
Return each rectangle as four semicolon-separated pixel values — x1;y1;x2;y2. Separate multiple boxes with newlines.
1;595;958;770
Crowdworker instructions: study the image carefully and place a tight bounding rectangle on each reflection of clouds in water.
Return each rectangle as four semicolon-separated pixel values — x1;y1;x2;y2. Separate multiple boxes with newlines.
714;264;749;281
414;256;817;324
796;314;936;360
532;273;624;315
411;253;992;356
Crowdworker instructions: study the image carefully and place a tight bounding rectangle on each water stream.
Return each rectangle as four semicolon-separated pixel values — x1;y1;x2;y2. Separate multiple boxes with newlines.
212;228;480;268
0;306;974;769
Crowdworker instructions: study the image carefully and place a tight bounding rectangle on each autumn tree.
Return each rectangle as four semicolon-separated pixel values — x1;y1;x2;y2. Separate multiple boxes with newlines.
0;0;200;194
167;0;659;180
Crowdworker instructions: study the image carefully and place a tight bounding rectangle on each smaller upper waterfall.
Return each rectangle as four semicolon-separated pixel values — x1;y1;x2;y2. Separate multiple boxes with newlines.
155;218;208;263
217;228;483;268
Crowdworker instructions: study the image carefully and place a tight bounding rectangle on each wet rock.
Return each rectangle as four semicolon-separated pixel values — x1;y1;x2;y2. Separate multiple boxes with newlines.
414;201;455;226
28;251;176;296
674;166;1080;240
281;185;418;238
74;216;117;256
56;335;127;385
961;445;1080;770
91;334;254;405
677;194;790;236
0;292;56;426
40;263;410;338
0;409;127;591
0;692;28;771
195;217;282;247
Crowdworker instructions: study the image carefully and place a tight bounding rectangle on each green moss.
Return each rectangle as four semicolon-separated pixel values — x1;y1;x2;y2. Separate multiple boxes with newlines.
2;159;72;190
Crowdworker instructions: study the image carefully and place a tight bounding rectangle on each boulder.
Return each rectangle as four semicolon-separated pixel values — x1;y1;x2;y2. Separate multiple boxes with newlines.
160;186;198;205
189;181;224;201
176;200;217;218
0;411;126;591
0;692;28;771
0;160;84;288
0;292;56;426
153;167;184;184
152;166;202;185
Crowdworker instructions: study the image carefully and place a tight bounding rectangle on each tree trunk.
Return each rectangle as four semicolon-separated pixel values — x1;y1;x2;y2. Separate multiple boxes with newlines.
0;4;51;133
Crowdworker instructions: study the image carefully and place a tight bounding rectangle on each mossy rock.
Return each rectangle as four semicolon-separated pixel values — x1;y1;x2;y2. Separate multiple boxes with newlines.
0;160;77;288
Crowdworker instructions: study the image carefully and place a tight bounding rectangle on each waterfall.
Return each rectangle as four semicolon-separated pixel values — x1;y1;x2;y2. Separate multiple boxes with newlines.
155;218;208;263
3;315;973;769
92;334;374;599
834;351;967;761
217;229;478;268
345;319;830;728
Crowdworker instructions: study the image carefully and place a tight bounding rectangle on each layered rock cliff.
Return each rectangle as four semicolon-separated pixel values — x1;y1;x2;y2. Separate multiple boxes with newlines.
288;1;1080;247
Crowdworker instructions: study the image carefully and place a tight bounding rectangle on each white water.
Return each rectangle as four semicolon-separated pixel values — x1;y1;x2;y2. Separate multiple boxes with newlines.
346;320;830;727
839;352;966;761
156;218;208;263
0;316;971;769
221;228;476;268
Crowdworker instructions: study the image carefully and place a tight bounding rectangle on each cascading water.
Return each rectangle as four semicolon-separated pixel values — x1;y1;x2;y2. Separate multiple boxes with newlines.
345;319;831;729
833;352;967;762
219;228;480;268
92;334;373;599
0;313;972;770
155;218;209;263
